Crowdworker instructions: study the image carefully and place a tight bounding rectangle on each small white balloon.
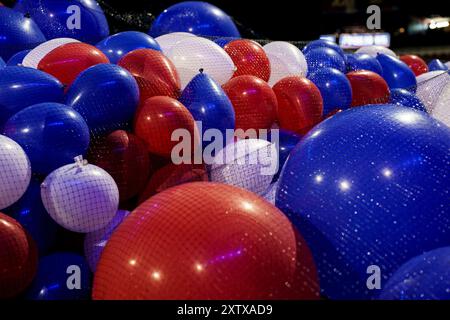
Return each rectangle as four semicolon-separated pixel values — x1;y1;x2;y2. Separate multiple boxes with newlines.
0;135;31;209
355;45;396;58
23;38;80;68
263;41;308;86
41;158;119;233
416;70;450;113
167;37;235;89
155;32;197;55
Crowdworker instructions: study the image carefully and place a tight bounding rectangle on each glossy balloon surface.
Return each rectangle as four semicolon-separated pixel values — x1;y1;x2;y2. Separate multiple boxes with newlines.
376;53;417;92
428;59;449;72
305;47;346;75
303;39;346;61
346;70;390;107
400;55;428;76
155;32;196;54
355;45;396;58
389;88;426;112
346;53;383;75
6;49;30;66
23;38;80;69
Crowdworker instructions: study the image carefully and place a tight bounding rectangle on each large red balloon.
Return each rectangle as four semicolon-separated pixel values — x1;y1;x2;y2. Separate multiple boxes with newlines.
38;42;109;87
346;70;390;107
93;182;319;300
223;75;278;132
400;54;429;76
273;76;323;134
0;213;38;298
118;49;181;104
224;39;271;82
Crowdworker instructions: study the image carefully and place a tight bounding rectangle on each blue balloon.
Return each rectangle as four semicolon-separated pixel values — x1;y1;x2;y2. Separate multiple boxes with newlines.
305;47;346;76
6;49;31;66
378;247;450;300
376;53;417;92
0;57;5;68
308;67;352;116
3;102;90;174
428;59;449;72
179;72;235;149
150;1;241;38
390;88;426;112
213;37;233;48
0;66;64;129
303;39;346;61
346;53;383;76
14;0;109;44
96;31;161;64
275;105;450;299
26;253;91;300
0;7;46;60
65;64;139;135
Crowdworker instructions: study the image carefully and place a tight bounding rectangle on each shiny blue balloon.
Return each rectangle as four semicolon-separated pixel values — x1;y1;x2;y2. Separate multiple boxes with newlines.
14;0;109;44
305;47;346;76
346;53;383;76
66;64;139;136
150;1;241;38
303;39;346;61
276;105;450;299
0;7;46;60
308;67;352;116
3;103;90;174
0;57;5;68
428;59;449;72
96;31;161;64
6;49;30;66
213;37;233;48
376;53;417;92
378;247;450;300
390;88;426;112
25;253;91;300
0;66;64;129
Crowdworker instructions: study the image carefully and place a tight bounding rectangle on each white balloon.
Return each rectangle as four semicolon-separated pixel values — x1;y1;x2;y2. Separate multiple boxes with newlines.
262;181;278;205
41;159;119;233
355;45;396;58
263;41;308;86
0;135;31;209
416;70;450;113
446;61;450;68
23;38;80;68
155;32;197;55
167;37;235;89
432;84;450;128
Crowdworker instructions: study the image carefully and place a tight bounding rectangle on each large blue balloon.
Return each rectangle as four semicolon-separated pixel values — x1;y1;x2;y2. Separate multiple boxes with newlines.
213;37;233;48
3;103;90;174
376;53;417;92
308;67;352;116
0;7;46;60
6;49;30;66
305;47;346;75
14;0;109;44
25;253;91;300
346;53;383;76
276;105;450;299
390;88;426;112
428;59;449;72
0;66;64;129
66;64;139;135
150;1;241;38
378;247;450;300
0;57;5;68
303;39;346;61
96;31;161;64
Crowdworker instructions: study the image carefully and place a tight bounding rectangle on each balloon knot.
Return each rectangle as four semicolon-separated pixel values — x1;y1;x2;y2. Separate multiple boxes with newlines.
74;155;88;167
199;68;204;74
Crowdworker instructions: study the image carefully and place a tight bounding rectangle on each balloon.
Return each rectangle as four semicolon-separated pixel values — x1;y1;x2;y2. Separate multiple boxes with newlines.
134;96;199;157
0;135;31;210
389;88;426;112
424;75;450;128
6;49;30;66
14;0;109;44
0;56;4;68
213;37;233;48
84;210;130;272
224;39;270;81
88;130;151;202
3;103;90;175
355;45;396;58
0;66;64;128
149;1;240;38
37;42;110;87
303;39;346;61
346;70;390;107
308;68;352;116
22;38;80;68
428;59;449;72
346;53;383;75
222;75;278;132
272;76;323;134
0;7;46;60
167;37;235;89
118;48;181;104
263;41;308;86
376;53;417;92
96;31;161;64
25;253;91;300
262;181;278;205
41;160;119;233
93;182;319;300
378;247;450;300
179;72;235;148
155;32;197;54
65;64;139;135
400;54;428;76
416;70;450;113
210;139;278;196
275;105;450;299
305;47;346;75
0;212;38;298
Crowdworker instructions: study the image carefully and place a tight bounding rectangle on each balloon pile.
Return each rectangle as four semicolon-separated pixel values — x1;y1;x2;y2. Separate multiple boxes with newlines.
0;0;450;301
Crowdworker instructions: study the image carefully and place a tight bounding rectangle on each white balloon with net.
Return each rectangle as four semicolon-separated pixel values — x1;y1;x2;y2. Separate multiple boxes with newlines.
155;32;197;55
22;38;80;68
355;45;397;58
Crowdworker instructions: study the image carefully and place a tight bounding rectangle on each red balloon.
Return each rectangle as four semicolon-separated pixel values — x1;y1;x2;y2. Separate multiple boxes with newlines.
134;96;198;157
118;49;181;104
273;76;323;134
224;39;271;82
0;213;38;298
93;182;319;300
346;70;390;107
222;75;278;132
400;54;429;76
38;42;109;87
